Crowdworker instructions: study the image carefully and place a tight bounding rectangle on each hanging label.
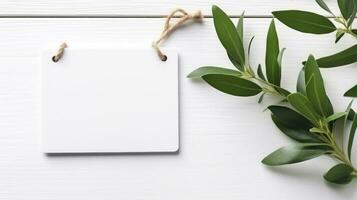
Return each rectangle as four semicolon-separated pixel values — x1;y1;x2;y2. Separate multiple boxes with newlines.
42;47;179;153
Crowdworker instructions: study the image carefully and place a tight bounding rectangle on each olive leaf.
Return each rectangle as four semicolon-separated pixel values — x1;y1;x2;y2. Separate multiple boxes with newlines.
315;45;357;68
266;19;281;86
344;85;357;97
187;66;242;78
228;53;243;71
315;0;333;14
237;11;244;41
202;74;262;96
296;68;306;95
335;30;345;43
257;64;266;81
272;10;336;34
258;93;266;103
187;67;262;96
277;48;286;69
287;93;322;125
349;109;356;120
247;36;255;61
324;163;354;184
347;114;357;159
338;0;355;20
212;5;245;70
343;100;355;151
269;105;321;143
306;75;332;118
347;4;357;27
188;5;357;185
304;55;333;117
325;112;347;123
345;100;355;128
273;86;291;97
262;143;330;166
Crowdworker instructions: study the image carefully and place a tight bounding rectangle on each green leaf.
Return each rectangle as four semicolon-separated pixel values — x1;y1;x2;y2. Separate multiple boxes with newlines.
348;109;356;120
287;93;322;124
277;48;286;69
266;19;281;86
347;114;357;159
347;3;356;27
257;64;266;81
316;45;357;68
338;0;355;20
187;66;242;78
202;74;262;96
262;143;329;166
296;68;306;95
325;112;347;123
344;85;357;97
212;5;245;70
345;100;354;124
247;36;255;61
324;163;353;184
304;55;333;117
236;11;244;40
306;76;333;118
258;92;265;103
273;86;291;97
228;53;244;71
268;105;320;143
272;10;336;34
343;100;355;149
315;0;333;14
353;29;357;35
310;127;326;133
335;30;345;43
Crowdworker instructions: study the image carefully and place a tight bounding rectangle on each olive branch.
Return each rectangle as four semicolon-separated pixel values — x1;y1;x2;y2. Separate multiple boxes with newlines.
188;1;357;184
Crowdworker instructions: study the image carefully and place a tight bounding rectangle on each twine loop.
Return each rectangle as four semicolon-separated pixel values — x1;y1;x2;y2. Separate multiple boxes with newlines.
52;42;67;62
152;9;203;61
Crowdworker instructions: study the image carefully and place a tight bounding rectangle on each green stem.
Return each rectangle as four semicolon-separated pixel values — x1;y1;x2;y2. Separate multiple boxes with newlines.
243;64;357;175
335;17;357;39
242;66;287;99
347;30;357;39
323;128;357;174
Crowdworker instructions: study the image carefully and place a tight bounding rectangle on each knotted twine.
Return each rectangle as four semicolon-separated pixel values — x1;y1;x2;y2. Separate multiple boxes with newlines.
52;42;67;62
152;9;203;61
52;10;202;62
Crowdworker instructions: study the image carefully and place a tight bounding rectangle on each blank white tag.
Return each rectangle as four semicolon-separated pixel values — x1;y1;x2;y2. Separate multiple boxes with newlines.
42;47;179;153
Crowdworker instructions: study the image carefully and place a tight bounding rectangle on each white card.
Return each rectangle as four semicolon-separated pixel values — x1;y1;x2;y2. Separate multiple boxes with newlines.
42;47;179;153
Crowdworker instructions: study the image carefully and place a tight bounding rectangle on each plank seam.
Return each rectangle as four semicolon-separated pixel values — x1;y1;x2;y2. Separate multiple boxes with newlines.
0;15;270;18
0;15;349;19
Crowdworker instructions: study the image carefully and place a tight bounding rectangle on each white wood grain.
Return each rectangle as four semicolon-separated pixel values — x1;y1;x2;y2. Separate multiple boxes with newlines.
0;18;356;199
0;0;340;16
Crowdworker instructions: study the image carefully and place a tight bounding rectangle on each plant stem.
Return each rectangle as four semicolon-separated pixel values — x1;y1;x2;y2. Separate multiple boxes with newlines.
335;17;357;39
242;66;287;99
244;64;357;176
347;30;357;39
322;127;357;174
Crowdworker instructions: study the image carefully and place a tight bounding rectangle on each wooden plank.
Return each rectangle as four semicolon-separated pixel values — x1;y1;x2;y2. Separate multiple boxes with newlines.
0;0;340;16
0;18;356;199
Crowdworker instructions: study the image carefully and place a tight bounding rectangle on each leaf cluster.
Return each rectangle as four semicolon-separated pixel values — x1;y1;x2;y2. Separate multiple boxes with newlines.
273;0;357;96
188;4;357;184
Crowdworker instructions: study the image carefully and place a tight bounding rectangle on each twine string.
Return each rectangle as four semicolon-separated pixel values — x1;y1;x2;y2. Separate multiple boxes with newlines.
51;10;202;63
152;9;203;61
52;42;68;62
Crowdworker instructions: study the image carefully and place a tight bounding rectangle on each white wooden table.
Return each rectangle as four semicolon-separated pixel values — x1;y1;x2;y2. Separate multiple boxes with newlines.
0;1;356;199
